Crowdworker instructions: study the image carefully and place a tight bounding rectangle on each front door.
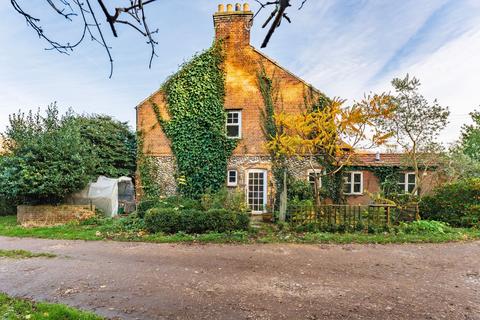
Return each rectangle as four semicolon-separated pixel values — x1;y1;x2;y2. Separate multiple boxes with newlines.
246;169;267;213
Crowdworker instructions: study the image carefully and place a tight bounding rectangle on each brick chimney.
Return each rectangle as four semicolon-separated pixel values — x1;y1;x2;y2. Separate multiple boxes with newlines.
213;3;253;48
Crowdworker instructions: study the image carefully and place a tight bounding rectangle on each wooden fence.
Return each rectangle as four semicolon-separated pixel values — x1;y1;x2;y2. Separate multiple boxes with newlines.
289;203;419;231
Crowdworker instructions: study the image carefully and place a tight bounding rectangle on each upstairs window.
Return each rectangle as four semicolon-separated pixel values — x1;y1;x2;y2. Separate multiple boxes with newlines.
226;110;242;138
343;172;363;195
227;170;238;187
307;169;322;189
399;172;416;194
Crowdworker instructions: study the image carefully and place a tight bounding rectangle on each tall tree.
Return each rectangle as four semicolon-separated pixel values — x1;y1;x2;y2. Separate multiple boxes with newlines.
375;75;450;197
71;115;136;178
459;109;480;162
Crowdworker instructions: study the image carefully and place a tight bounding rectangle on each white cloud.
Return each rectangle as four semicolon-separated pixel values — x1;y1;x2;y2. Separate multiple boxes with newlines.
372;28;480;145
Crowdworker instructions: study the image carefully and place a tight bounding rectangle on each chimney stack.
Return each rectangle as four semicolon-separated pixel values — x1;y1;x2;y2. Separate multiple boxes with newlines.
213;3;253;48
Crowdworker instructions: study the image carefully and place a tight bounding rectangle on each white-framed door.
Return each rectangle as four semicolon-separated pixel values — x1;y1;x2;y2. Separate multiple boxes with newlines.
245;169;267;213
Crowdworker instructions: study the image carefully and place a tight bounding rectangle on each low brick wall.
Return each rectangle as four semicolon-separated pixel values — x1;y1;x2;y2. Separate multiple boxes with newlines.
17;204;96;227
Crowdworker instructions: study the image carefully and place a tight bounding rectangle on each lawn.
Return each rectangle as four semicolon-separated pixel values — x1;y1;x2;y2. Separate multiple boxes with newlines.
0;293;102;319
0;249;56;259
0;215;479;244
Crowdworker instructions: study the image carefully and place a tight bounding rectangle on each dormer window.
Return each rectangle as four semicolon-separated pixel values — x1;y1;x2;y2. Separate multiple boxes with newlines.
226;110;242;138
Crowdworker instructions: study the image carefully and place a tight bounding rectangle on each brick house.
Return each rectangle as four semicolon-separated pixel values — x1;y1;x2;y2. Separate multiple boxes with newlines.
136;3;438;212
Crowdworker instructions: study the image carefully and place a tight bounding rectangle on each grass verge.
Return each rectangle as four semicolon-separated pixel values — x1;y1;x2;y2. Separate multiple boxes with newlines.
0;249;56;259
0;293;102;319
0;215;479;244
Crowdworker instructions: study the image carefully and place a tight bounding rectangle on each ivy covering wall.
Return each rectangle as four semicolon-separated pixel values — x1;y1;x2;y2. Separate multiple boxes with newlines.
152;43;237;198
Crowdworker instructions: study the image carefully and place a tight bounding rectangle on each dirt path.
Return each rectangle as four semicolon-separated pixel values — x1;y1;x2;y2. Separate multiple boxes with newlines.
1;237;479;319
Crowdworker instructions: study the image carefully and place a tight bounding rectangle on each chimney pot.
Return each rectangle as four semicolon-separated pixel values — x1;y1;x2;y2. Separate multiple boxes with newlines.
226;4;233;12
235;3;241;11
243;3;250;11
218;4;225;12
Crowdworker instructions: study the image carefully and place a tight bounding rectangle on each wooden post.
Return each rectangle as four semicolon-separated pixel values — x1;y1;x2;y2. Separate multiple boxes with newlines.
386;205;391;227
278;171;287;222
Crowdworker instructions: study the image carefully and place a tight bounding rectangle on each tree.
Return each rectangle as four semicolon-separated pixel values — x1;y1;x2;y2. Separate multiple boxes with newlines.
11;0;309;76
71;115;136;178
375;75;450;197
266;94;394;212
0;104;95;204
459;109;480;162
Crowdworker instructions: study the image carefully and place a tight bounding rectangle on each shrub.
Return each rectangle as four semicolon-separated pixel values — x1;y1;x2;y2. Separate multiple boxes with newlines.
398;220;453;234
0;198;15;216
144;207;249;234
420;178;480;227
0;105;95;204
201;188;249;213
145;208;180;234
136;199;160;218
287;180;313;201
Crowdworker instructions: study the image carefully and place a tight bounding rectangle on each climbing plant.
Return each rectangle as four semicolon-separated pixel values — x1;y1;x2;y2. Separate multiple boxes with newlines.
152;42;237;198
258;67;289;213
136;132;163;200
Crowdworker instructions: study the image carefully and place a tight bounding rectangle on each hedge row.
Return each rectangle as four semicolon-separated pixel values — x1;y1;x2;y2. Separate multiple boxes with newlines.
144;208;249;234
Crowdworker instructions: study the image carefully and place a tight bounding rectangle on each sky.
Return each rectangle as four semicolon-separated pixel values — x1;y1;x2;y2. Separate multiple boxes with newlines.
1;0;479;145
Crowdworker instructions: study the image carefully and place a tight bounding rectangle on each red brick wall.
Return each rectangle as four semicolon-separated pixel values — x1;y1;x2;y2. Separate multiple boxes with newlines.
137;6;321;157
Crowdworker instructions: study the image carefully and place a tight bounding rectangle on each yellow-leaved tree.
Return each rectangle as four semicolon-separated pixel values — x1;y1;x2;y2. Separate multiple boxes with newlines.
266;94;395;220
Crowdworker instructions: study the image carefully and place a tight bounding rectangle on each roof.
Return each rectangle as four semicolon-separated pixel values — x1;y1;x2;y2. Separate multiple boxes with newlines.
347;153;405;167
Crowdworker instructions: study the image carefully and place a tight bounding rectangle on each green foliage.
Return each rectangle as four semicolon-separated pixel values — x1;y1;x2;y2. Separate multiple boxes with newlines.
71;114;136;178
200;188;249;212
154;42;237;198
0;198;15;216
459;109;480;162
287;180;313;201
144;207;249;234
398;220;453;234
0;293;103;320
0;104;95;204
420;178;480;227
136;134;163;202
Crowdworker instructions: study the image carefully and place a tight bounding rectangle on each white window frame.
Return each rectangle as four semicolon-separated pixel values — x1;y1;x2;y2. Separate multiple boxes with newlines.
227;169;238;187
307;169;322;189
245;169;268;214
399;172;417;194
343;171;363;195
226;110;242;139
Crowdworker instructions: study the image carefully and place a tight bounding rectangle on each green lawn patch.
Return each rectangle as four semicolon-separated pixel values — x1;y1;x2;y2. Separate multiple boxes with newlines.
0;249;56;259
0;293;102;319
0;215;479;245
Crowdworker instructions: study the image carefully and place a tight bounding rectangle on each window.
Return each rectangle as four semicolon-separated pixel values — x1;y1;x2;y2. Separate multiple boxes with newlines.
307;169;322;189
399;173;416;194
226;110;242;138
343;172;363;195
227;170;238;187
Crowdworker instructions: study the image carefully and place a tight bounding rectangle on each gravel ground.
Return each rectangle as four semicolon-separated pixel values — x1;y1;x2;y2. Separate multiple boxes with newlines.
1;236;479;320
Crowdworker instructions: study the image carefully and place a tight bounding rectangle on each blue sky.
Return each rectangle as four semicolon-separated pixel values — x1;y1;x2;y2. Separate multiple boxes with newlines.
1;0;479;145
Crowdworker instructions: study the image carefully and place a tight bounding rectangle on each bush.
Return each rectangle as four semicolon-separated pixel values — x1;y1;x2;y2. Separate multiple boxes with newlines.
0;105;95;204
398;220;453;234
144;207;249;234
420;178;480;227
0;198;15;216
201;188;249;213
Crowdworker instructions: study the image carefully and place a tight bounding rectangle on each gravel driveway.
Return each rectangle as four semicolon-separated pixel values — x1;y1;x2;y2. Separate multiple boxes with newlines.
1;236;479;319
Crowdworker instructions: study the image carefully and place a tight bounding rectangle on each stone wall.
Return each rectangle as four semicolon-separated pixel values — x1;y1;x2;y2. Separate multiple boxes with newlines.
17;204;95;227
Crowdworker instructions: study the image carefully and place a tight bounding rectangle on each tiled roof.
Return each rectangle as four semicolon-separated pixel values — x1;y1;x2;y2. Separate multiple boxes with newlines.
347;153;406;167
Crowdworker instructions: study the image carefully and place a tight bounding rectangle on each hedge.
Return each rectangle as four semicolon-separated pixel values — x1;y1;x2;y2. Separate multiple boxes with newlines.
144;208;249;234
